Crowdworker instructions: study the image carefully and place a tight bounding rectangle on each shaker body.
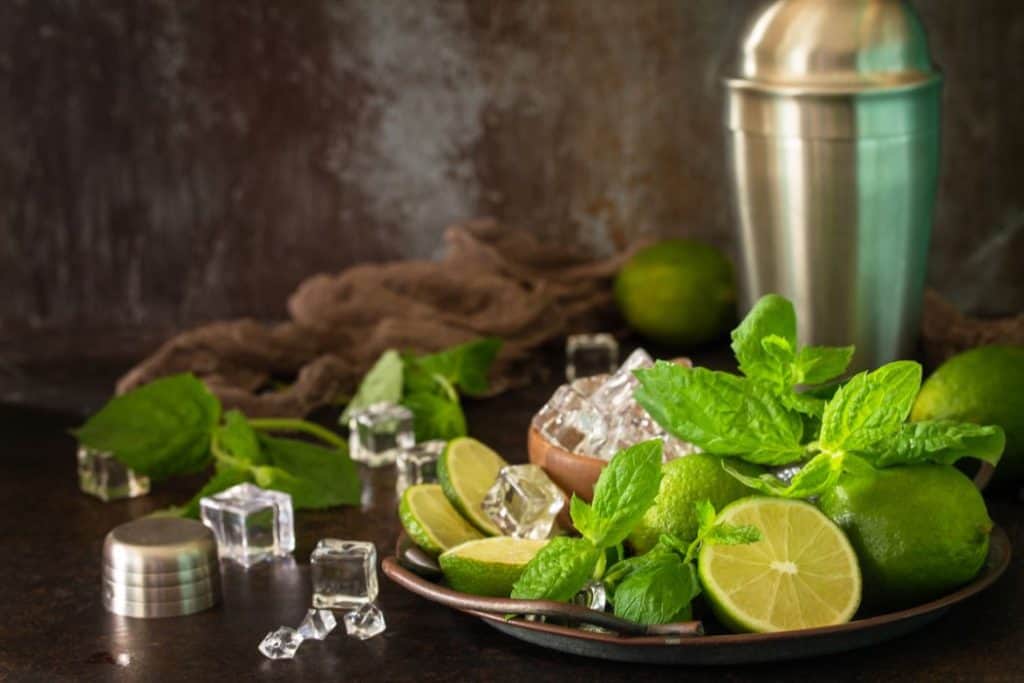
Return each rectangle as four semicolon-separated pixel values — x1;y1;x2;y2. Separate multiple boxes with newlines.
727;85;941;368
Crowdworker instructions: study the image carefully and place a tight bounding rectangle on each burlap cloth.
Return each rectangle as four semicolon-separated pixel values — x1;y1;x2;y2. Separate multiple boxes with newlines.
118;218;1023;417
117;218;633;417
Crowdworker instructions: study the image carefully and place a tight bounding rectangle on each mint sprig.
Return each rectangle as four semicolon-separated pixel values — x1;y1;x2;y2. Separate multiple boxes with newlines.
75;376;361;517
511;440;663;602
633;294;1007;501
341;338;502;442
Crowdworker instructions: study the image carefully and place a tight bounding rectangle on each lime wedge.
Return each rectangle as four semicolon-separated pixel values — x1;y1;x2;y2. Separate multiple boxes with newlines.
698;497;861;633
440;537;548;597
399;484;483;555
437;437;506;535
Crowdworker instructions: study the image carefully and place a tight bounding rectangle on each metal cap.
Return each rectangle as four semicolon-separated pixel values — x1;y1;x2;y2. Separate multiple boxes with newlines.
102;517;220;618
731;0;939;93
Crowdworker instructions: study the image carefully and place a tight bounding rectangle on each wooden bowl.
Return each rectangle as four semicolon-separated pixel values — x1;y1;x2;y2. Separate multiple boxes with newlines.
527;426;607;502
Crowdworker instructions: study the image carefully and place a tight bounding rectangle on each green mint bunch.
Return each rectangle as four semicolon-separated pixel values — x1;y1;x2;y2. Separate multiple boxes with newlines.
634;294;1006;500
509;441;760;625
75;374;361;517
341;338;502;442
602;500;760;624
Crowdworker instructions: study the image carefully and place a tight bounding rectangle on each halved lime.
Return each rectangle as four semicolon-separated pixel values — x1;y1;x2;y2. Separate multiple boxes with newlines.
439;537;548;597
399;484;482;555
698;497;861;633
437;437;506;535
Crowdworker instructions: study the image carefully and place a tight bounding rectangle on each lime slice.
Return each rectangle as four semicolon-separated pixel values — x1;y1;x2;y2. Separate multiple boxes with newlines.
399;484;483;555
437;437;506;535
698;497;861;633
439;537;548;597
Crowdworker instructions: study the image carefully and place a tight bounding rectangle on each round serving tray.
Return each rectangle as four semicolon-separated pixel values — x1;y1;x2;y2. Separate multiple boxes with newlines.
383;525;1011;665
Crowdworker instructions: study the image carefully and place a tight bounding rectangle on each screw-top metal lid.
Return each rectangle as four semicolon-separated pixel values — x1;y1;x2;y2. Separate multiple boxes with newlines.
731;0;939;93
102;517;221;618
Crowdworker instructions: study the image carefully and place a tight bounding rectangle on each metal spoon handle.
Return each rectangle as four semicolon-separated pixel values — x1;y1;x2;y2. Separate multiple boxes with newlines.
382;556;704;638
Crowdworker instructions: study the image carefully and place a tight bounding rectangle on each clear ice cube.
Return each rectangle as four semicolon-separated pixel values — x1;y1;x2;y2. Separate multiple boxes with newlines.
258;626;303;660
565;333;619;382
297;609;337;640
662;436;701;462
573;580;607;612
348;402;415;467
395;440;445;497
200;483;295;567
310;539;378;609
344;602;386;640
588;348;654;414
482;464;565;540
76;446;150;502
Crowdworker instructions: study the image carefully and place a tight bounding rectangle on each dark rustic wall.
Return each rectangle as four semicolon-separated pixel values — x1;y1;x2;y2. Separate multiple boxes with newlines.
1;0;1022;362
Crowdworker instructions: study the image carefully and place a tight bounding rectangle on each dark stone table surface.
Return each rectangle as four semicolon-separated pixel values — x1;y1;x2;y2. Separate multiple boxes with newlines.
1;350;1021;682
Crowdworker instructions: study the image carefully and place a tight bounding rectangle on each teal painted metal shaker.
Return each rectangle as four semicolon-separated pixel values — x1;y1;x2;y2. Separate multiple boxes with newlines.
725;0;942;367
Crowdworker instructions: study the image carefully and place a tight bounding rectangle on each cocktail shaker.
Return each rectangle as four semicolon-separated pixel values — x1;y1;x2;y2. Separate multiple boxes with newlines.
725;0;941;368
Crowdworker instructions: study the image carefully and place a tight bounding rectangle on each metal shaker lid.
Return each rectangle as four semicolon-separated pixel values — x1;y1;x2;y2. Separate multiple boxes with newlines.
104;517;218;575
730;0;939;93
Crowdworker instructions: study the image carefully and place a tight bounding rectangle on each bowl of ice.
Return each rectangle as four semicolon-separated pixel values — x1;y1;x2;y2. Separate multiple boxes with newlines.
528;350;697;501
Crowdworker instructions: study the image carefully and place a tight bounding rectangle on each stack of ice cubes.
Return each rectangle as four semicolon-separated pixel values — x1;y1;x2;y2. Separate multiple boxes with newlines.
532;348;699;462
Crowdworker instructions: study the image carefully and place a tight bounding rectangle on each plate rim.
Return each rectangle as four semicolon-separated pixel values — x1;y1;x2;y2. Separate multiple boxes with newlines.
384;524;1011;650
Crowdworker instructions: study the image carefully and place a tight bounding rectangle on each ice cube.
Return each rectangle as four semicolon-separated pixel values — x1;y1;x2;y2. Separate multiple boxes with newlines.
482;464;565;540
76;446;150;502
662;436;701;462
258;627;303;660
348;402;415;467
310;539;378;610
344;602;386;640
588;348;654;414
395;440;445;497
566;333;619;381
297;609;337;640
573;580;607;612
200;483;295;567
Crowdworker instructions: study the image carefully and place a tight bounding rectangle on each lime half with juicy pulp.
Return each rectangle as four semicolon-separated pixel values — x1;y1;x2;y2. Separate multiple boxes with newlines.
439;537;548;597
399;484;483;555
438;437;506;535
698;497;861;633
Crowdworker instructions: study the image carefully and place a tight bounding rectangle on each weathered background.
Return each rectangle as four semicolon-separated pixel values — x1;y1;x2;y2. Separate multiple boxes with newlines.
1;0;1022;376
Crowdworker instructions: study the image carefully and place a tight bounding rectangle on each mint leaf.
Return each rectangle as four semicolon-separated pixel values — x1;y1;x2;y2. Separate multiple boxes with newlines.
569;495;596;541
580;440;663;548
694;500;717;536
722;451;843;499
731;294;797;384
819;361;922;451
794;345;855;385
705;522;762;546
413;338;502;397
402;392;467;441
863;421;1005;468
612;558;700;625
75;374;220;480
341;350;404;421
175;466;252;518
254;435;361;508
217;410;263;463
635;362;804;465
510;537;601;602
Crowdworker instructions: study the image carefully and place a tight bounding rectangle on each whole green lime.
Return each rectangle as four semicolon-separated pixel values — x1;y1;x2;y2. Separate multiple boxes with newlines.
818;465;992;611
614;239;735;347
911;345;1024;486
628;454;760;554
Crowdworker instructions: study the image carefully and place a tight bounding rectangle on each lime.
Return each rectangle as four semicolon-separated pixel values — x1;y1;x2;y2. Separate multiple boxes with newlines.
399;484;483;555
614;239;735;347
698;497;861;633
437;437;506;535
911;345;1024;486
818;465;992;611
439;537;548;597
628;454;761;554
